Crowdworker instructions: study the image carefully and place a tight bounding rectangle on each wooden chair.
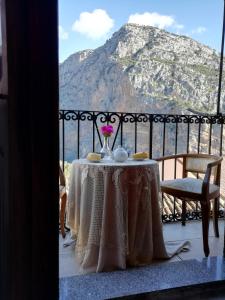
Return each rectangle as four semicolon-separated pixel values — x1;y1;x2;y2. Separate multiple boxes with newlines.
156;153;223;257
59;166;67;238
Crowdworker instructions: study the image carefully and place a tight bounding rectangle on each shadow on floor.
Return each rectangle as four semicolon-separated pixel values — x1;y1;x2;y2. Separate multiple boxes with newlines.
111;281;225;300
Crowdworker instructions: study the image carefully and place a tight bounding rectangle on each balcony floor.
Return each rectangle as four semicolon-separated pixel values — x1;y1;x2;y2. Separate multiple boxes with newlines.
59;220;225;299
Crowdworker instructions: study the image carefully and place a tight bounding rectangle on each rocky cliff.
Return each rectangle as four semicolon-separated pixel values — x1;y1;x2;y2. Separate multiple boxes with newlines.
59;23;224;114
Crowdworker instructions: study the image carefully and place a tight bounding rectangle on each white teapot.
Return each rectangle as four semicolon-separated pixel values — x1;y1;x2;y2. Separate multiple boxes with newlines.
113;145;128;162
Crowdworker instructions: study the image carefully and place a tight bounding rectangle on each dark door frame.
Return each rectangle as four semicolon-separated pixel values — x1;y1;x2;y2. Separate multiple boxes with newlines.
0;0;59;299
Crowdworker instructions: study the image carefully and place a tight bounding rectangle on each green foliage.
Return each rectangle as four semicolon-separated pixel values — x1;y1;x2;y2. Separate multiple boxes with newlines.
188;64;217;76
150;57;175;65
117;57;137;66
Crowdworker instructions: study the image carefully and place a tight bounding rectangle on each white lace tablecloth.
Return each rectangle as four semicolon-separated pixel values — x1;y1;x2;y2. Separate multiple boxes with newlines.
67;159;189;273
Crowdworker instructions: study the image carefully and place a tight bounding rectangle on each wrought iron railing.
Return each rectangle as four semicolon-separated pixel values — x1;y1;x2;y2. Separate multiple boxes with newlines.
59;109;225;222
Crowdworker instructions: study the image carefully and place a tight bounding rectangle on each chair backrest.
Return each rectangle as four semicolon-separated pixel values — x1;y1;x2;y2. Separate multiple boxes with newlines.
185;155;217;174
184;154;222;184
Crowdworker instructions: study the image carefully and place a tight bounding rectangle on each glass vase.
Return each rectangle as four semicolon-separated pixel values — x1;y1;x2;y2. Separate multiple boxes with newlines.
100;136;112;160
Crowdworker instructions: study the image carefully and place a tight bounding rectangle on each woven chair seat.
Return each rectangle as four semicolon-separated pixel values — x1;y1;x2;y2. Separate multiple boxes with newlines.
161;178;219;197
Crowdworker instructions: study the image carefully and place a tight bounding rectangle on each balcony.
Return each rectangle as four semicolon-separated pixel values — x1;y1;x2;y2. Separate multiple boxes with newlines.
59;109;225;299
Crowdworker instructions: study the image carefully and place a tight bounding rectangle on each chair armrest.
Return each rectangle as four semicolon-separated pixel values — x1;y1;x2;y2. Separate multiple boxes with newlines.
202;157;223;195
202;167;211;196
207;157;223;169
155;153;185;162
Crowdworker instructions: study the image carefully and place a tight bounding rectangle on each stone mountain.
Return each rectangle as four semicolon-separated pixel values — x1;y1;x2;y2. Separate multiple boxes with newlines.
59;23;224;114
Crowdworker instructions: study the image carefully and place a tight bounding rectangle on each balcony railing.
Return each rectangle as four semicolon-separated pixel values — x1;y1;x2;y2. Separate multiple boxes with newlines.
59;109;225;222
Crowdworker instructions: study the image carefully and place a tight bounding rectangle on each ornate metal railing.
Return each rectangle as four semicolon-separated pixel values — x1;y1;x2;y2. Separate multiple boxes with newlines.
59;109;225;222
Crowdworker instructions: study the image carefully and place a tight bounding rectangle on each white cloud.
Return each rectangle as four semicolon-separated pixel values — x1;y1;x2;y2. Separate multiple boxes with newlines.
72;9;114;39
59;26;69;40
128;12;176;29
128;12;184;34
191;26;206;34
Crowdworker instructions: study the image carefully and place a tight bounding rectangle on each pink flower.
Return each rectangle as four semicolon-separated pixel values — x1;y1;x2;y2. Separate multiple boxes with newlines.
101;125;114;137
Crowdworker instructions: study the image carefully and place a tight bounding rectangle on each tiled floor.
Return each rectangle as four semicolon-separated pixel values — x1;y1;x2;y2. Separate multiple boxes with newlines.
163;220;224;261
59;219;224;278
59;235;79;278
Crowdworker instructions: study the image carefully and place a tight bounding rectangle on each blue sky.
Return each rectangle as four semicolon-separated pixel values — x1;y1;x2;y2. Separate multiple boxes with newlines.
58;0;224;63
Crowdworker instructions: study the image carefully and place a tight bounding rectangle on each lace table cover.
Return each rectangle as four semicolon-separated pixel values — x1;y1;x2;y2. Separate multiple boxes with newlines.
67;159;189;273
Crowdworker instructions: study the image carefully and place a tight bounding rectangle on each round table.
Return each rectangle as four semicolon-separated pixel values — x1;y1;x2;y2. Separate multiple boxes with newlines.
67;159;181;273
